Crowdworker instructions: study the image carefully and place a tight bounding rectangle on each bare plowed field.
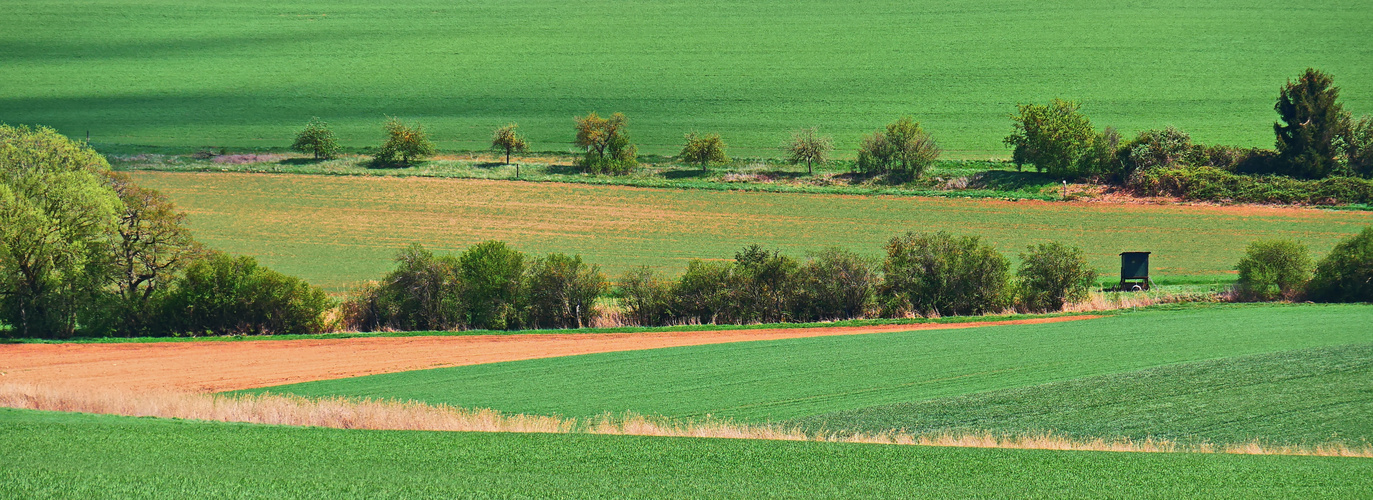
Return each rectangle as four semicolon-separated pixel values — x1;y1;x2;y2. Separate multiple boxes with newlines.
130;172;1373;291
0;316;1094;393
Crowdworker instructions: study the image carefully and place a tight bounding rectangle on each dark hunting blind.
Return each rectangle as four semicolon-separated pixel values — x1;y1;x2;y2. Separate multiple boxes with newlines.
1119;252;1152;291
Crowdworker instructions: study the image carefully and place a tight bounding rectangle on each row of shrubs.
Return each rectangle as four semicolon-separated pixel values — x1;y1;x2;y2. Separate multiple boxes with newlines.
341;233;1100;332
1236;227;1373;303
1132;166;1373;205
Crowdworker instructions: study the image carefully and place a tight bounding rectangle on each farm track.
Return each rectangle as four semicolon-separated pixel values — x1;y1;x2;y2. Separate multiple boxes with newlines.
0;316;1097;393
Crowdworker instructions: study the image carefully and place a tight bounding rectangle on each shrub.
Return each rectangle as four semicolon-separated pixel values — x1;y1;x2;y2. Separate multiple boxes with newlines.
680;132;729;172
1076;127;1124;182
1344;115;1373;178
879;231;1010;317
856;117;939;179
1123;127;1193;174
158;253;332;336
1003;99;1096;178
670;260;734;324
728;245;799;324
574;112;638;175
792;248;875;321
1130;165;1373;205
343;244;464;332
1275;68;1346;179
524;253;607;329
1235;240;1313;302
1016;242;1097;312
786;127;833;175
617;266;673;326
458;240;526;330
490;124;529;169
1307;227;1373;303
375;117;436;166
290;117;340;160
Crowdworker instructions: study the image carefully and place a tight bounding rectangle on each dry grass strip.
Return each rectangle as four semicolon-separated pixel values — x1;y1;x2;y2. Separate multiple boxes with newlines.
3;383;1368;458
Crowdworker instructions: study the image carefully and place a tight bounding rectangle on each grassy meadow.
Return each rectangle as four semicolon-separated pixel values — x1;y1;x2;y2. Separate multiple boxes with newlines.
5;408;1372;498
252;304;1373;447
3;1;1371;157
130;171;1373;291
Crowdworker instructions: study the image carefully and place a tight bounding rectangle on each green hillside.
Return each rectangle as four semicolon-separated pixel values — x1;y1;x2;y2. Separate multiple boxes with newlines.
3;0;1370;156
4;408;1370;498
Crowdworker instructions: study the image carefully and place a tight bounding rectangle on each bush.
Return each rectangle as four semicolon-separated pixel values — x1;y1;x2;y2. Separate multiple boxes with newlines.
1076;127;1123;182
1344;115;1373;178
1131;165;1373;205
679;132;729;172
1235;240;1312;301
1003;99;1096;178
291;117;340;160
670;260;734;324
792;248;875;321
856;116;939;179
728;245;799;324
879;231;1010;317
343;244;464;332
524;253;607;329
574;112;638;175
1307;227;1373;303
375;117;436;166
1123;127;1193;174
458;240;526;330
1016;242;1098;312
158;253;332;336
617;267;673;326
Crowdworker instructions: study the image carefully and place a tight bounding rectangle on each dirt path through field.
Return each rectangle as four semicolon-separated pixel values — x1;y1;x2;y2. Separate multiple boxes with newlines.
0;316;1098;393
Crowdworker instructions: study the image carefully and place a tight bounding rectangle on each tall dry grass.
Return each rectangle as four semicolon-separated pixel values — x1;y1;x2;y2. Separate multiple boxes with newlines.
2;383;1367;458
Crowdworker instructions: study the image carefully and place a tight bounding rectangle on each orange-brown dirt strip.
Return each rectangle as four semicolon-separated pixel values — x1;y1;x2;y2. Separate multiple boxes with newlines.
0;316;1097;393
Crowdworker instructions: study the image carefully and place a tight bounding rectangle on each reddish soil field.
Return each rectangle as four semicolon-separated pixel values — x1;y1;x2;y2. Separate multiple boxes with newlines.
0;316;1096;393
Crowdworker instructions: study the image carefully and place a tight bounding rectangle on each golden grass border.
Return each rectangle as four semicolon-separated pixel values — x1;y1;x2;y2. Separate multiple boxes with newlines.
2;383;1367;458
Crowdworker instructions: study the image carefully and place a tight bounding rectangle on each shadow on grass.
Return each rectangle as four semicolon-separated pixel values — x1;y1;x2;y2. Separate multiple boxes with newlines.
475;162;506;169
279;158;327;166
663;169;711;179
966;170;1058;191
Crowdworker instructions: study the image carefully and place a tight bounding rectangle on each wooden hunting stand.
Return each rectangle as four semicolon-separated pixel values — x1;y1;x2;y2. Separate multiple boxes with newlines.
1119;252;1152;291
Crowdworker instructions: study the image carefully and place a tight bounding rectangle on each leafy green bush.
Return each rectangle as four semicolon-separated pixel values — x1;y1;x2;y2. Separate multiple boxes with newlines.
159;252;332;335
524;253;606;329
879;231;1010;317
670;260;734;324
458;240;526;330
856;116;939;180
728;245;799;324
1235;240;1312;302
1016;242;1098;312
574;112;638;175
290;117;340;160
343;244;464;332
792;248;875;321
617;266;673;326
1306;227;1373;303
1003;99;1096;178
1123;127;1193;173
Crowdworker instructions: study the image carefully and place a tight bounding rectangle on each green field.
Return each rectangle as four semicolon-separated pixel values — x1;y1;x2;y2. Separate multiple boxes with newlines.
253;304;1373;447
3;1;1371;156
4;408;1371;498
131;171;1373;291
796;344;1373;446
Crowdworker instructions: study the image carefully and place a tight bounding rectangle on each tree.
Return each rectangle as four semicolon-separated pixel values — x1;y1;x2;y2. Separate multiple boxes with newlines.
1343;115;1373;178
1306;226;1373;303
1016;242;1098;312
343;244;464;332
792;248;875;321
1004;99;1097;177
490;124;529;177
290;117;340;160
458;240;526;330
856;117;939;179
679;132;729;172
524;253;607;329
879;231;1010;317
1275;68;1347;179
158;252;332;336
786;127;833;175
106;172;201;336
1235;240;1312;302
617;266;672;326
574;112;637;175
728;245;799;324
375;117;436;166
0;125;123;338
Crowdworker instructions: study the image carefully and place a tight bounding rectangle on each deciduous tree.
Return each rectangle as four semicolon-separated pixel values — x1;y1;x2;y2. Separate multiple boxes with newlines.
1004;99;1096;177
574;112;637;175
490;124;529;176
679;132;728;172
107;172;201;335
787;128;832;175
290;117;340;160
375;117;436;166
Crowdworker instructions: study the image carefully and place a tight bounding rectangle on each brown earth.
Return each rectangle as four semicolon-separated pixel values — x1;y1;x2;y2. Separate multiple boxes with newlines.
0;316;1097;393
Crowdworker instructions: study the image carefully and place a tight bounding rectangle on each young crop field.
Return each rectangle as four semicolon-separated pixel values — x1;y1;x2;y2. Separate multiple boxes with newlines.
3;1;1370;157
4;408;1372;498
252;304;1373;445
132;171;1373;291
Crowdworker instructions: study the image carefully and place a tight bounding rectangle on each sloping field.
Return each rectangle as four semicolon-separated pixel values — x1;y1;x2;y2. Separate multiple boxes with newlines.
0;316;1085;393
2;1;1369;156
795;344;1373;446
255;304;1373;428
4;408;1371;498
131;171;1373;291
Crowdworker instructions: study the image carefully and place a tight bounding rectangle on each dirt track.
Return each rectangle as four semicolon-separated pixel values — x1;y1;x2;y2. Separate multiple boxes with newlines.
0;316;1098;393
